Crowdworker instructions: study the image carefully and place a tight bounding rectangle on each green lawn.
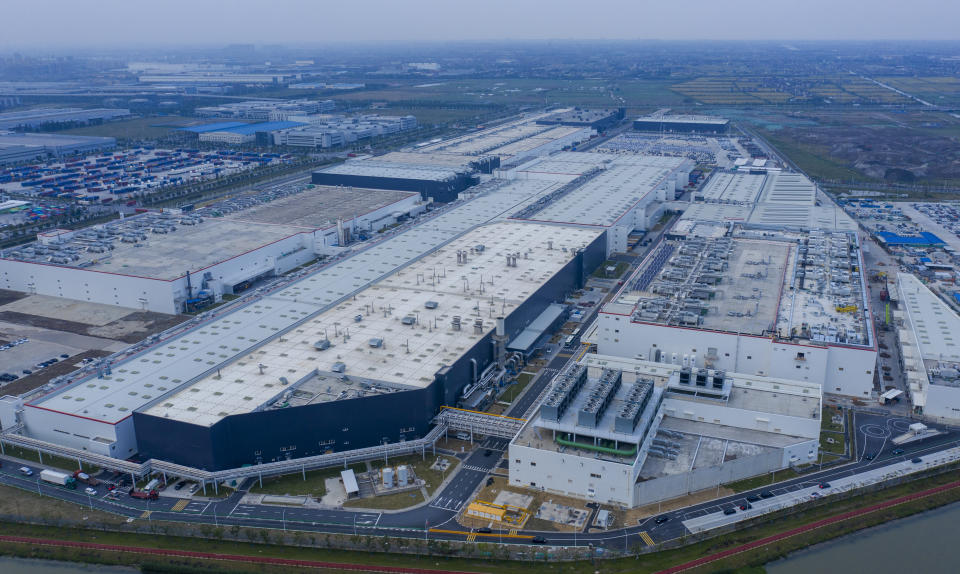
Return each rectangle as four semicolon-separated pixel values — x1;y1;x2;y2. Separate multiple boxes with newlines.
2;445;98;475
249;463;366;498
343;454;459;510
343;489;425;510
369;454;458;497
724;468;803;493
592;260;629;278
502;372;535;404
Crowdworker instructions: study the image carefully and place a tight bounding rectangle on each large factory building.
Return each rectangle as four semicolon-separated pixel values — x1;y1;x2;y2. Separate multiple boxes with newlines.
593;229;877;399
509;354;821;507
633;113;729;134
20;222;605;469
312;160;478;203
0;186;423;314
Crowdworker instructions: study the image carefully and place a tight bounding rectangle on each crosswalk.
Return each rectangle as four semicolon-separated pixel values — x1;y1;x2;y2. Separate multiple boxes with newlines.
639;531;655;546
509;529;518;536
170;499;189;512
140;510;151;519
466;533;477;542
430;497;464;511
461;464;492;473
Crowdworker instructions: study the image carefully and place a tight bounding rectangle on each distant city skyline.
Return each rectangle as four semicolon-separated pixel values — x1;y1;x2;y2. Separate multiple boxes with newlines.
2;0;958;51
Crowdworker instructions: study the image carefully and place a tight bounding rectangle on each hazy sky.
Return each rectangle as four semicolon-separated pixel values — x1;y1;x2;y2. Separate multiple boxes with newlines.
4;0;958;50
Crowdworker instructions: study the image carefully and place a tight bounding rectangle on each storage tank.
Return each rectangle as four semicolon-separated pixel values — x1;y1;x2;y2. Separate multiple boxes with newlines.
382;467;394;488
397;465;409;486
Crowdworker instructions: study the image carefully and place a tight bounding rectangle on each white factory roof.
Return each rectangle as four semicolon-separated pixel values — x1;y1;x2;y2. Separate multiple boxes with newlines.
413;111;585;159
898;272;960;363
29;177;569;424
757;172;816;205
5;187;417;280
374;151;486;169
774;230;871;347
683;171;856;232
514;153;689;227
318;160;462;181
698;172;766;204
635;114;729;125
144;222;602;425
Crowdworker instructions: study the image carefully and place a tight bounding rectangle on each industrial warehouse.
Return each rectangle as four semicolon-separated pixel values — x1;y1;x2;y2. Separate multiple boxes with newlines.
509;354;822;507
593;228;878;398
15;221;603;469
0;107;893;516
0;185;424;313
508;152;692;253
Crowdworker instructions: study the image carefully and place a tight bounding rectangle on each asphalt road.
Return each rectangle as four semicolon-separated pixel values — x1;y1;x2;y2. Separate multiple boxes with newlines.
0;409;957;550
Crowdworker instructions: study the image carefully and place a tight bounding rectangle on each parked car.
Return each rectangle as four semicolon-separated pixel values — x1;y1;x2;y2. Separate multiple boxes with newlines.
892;449;904;455
723;508;737;515
818;482;831;489
84;487;97;496
477;527;492;534
739;503;752;511
759;491;774;499
746;494;761;502
912;457;923;464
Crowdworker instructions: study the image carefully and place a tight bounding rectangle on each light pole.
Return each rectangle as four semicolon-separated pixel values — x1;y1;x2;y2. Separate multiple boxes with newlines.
353;513;357;536
282;508;286;532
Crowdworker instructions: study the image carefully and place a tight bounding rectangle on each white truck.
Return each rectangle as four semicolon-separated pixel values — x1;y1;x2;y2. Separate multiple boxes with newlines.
40;469;77;488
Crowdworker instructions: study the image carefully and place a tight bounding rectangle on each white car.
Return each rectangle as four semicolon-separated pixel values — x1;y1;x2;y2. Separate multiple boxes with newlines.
84;487;98;496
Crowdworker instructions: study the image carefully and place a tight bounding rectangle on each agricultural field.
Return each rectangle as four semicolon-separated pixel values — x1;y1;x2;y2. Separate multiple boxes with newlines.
673;75;914;105
876;76;960;106
332;78;687;109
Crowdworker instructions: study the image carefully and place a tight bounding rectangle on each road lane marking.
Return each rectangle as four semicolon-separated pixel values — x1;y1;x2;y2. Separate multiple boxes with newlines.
640;531;655;545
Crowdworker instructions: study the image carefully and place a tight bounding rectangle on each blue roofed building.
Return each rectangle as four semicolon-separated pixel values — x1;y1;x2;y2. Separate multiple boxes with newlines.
876;231;945;246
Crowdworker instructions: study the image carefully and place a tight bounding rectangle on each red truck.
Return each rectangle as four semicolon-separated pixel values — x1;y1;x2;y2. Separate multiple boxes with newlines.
128;488;159;500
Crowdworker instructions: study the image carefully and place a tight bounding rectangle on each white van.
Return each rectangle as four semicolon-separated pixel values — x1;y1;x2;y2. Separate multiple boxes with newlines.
18;466;33;476
456;431;470;441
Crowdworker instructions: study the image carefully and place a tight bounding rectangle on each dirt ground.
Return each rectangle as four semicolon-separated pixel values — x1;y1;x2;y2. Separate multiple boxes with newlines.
0;349;111;395
0;290;27;307
0;306;186;344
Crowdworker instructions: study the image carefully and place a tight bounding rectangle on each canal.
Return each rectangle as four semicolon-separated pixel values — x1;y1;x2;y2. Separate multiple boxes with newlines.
767;500;960;573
